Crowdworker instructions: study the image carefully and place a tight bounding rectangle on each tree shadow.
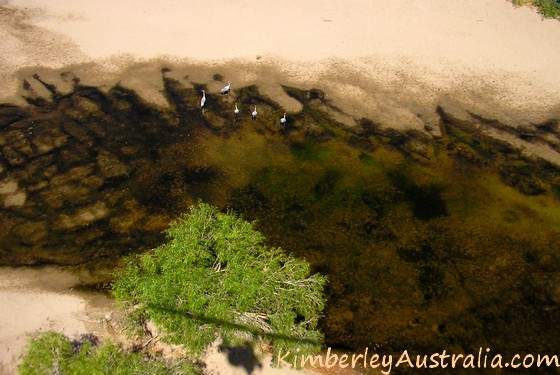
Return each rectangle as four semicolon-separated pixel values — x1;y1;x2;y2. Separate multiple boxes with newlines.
146;302;322;373
219;342;263;375
147;302;322;346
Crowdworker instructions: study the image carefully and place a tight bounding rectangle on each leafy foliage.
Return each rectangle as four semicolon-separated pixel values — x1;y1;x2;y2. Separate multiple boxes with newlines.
111;202;327;358
18;331;72;375
512;0;560;19
18;332;199;375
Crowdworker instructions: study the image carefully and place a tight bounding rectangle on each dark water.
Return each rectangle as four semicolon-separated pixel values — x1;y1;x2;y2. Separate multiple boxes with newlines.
1;71;560;372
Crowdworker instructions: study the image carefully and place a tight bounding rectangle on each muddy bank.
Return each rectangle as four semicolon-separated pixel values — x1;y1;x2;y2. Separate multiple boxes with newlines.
1;68;560;370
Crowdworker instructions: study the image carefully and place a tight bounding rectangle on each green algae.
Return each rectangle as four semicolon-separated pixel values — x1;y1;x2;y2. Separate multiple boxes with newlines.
2;73;560;366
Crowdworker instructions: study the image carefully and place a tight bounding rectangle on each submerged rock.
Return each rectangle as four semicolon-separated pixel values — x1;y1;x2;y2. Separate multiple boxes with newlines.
12;221;48;246
2;130;33;156
96;150;129;179
54;201;109;230
30;122;68;154
0;180;18;194
3;191;27;208
0;180;27;208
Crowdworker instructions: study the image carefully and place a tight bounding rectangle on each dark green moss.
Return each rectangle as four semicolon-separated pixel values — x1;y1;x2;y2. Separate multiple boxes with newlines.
552;184;560;199
397;244;435;263
312;169;342;199
418;265;447;302
290;141;329;162
389;169;449;220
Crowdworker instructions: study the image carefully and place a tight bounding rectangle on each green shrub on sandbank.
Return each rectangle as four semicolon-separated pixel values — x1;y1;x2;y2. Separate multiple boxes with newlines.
18;331;198;375
111;202;327;361
18;203;326;373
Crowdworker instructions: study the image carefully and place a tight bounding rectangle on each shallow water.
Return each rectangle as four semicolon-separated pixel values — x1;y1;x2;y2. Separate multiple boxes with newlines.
1;71;559;371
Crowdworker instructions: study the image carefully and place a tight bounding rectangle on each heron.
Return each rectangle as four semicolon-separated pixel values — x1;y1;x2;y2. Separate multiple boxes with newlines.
234;102;239;120
280;112;286;126
252;105;258;120
200;90;206;111
221;81;231;95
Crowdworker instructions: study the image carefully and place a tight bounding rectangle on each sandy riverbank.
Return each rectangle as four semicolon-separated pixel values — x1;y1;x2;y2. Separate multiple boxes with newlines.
0;267;114;374
1;0;560;129
0;267;332;375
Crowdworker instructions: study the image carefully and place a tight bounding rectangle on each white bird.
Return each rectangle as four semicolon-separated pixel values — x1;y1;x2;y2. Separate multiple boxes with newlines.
252;105;258;120
234;102;239;119
200;90;206;110
220;81;231;95
280;112;286;125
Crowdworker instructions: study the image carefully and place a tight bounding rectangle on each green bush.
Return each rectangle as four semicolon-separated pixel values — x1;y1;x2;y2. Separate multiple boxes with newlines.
512;0;560;19
18;331;72;375
18;332;198;375
111;202;327;359
534;0;560;18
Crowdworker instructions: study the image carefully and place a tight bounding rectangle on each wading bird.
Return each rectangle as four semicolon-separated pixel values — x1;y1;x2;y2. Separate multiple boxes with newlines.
221;81;231;95
252;105;258;120
280;112;286;126
200;90;206;112
234;103;239;120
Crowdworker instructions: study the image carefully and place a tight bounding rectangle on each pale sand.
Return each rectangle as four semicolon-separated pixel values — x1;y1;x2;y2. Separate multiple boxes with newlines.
0;267;114;375
1;0;560;130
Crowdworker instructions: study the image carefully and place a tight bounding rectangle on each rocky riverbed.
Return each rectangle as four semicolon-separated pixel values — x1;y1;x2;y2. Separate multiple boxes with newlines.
1;69;560;371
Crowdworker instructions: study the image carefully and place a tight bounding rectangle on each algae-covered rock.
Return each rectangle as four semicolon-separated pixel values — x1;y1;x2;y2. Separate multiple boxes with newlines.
12;222;48;246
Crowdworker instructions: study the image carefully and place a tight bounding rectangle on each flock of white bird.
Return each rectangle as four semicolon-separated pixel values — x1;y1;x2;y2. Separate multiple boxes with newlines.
200;81;287;125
